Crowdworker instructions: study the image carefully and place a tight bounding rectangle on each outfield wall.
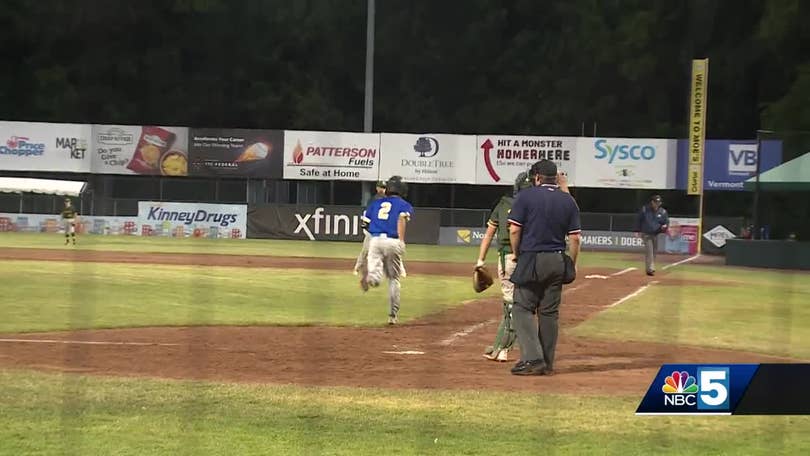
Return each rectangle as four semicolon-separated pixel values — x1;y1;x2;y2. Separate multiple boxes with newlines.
0;205;743;253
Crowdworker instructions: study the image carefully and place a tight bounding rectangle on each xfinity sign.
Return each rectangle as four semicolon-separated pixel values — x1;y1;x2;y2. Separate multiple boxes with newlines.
294;207;362;241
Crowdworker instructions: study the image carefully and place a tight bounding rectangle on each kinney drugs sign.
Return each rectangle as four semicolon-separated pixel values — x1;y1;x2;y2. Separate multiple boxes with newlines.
137;201;247;238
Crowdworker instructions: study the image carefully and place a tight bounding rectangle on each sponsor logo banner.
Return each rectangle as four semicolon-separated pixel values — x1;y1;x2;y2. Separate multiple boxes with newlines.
439;226;695;253
575;137;677;189
378;133;477;184
247;204;440;244
703;224;736;248
475;135;577;186
438;227;495;247
137;201;247;238
665;218;700;255
0;121;91;172
687;59;709;195
92;125;189;176
676;140;782;191
283;130;380;181
189;129;284;178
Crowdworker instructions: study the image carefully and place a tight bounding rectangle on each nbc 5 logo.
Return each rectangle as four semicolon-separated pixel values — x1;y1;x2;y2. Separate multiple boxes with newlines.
662;367;730;410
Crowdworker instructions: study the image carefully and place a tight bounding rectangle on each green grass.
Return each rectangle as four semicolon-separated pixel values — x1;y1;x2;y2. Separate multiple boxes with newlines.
571;263;810;359
0;232;636;269
1;370;809;456
0;260;498;333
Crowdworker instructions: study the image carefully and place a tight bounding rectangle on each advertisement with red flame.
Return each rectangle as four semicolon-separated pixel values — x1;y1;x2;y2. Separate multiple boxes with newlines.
283;130;380;181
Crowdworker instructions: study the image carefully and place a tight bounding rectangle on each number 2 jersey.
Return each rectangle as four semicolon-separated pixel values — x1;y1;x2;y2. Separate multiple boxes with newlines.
362;196;414;239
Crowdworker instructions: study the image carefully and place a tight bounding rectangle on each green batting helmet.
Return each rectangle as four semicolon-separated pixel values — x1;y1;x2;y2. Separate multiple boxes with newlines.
513;171;532;195
385;175;408;197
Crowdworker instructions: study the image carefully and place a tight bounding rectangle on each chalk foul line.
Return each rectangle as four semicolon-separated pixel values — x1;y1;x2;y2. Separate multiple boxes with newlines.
608;281;658;308
0;338;181;347
663;254;700;270
611;267;637;277
382;350;424;355
439;320;495;347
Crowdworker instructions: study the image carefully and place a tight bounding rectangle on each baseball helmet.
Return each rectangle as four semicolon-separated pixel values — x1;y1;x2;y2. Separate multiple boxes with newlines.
513;171;532;195
385;175;408;197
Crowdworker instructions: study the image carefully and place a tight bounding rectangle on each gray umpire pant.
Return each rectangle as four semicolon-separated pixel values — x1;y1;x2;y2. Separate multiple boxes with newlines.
511;252;565;368
642;234;658;273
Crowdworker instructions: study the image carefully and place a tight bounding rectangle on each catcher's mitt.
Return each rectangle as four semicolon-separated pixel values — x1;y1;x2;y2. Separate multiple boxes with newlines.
473;266;494;293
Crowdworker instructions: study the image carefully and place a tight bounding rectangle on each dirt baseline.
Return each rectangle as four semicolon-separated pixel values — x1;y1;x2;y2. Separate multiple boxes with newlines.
0;249;794;395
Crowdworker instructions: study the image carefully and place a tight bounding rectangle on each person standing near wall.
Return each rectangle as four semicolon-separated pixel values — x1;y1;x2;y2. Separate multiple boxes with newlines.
634;195;669;276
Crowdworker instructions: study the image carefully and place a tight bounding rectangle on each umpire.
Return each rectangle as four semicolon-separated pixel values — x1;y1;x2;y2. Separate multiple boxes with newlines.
634;194;669;276
507;159;581;376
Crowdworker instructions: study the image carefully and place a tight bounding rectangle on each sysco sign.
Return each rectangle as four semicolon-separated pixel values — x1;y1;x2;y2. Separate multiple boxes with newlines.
594;139;656;164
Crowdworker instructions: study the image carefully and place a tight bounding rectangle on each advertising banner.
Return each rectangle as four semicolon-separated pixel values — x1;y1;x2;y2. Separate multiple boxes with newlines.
0;121;91;173
664;217;700;255
247;204;440;244
92;125;189;176
0;213;139;235
475;135;577;186
188;129;284;178
575;137;677;189
687;58;709;195
137;201;247;238
283;130;380;181
378;133;477;184
676;140;782;191
438;227;497;247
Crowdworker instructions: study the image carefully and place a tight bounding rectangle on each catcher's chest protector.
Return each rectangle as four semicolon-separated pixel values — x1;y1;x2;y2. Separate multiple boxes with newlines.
496;196;514;246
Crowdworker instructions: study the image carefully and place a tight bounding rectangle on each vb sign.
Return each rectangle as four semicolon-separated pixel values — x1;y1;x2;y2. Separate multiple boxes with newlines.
728;144;758;175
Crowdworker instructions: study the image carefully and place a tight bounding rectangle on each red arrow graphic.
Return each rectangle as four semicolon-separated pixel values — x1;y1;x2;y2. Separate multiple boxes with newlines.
481;138;500;182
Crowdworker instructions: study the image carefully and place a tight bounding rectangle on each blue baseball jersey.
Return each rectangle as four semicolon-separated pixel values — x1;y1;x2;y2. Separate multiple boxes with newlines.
363;196;413;238
508;184;581;253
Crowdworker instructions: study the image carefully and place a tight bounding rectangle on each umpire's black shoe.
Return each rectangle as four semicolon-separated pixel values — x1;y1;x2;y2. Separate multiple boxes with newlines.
511;359;548;376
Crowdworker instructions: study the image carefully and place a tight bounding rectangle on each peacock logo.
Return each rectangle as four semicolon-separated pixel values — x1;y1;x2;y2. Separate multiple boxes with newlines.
662;371;699;394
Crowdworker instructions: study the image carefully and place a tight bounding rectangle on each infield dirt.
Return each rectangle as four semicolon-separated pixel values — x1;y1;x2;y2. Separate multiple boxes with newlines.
0;249;793;395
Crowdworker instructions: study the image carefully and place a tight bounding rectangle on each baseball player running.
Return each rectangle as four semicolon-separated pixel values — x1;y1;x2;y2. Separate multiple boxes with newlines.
354;181;388;278
360;176;413;325
476;170;570;362
60;197;78;245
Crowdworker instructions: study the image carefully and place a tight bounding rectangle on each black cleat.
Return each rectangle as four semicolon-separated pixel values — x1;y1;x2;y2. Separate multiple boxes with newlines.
511;359;549;376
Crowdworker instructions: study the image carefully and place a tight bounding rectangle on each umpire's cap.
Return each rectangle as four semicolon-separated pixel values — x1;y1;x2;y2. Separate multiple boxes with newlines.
530;159;557;178
375;180;386;188
385;175;408;197
650;194;663;203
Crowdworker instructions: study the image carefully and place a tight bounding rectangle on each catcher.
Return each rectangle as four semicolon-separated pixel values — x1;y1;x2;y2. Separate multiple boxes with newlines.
475;169;570;362
60;197;78;245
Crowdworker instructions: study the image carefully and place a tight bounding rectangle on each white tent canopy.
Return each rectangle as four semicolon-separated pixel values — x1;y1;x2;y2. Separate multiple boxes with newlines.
0;177;86;196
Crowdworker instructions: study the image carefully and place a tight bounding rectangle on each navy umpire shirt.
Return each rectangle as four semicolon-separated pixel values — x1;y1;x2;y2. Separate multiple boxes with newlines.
508;184;581;252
